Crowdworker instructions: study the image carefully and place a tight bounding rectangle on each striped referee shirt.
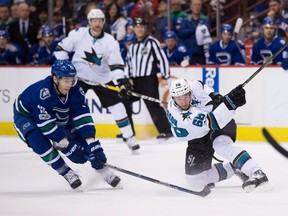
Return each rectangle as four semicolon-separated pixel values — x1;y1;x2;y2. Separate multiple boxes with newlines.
126;35;170;79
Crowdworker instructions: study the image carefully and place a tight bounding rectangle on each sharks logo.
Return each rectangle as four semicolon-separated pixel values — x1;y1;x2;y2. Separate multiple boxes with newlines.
82;48;103;66
181;111;192;121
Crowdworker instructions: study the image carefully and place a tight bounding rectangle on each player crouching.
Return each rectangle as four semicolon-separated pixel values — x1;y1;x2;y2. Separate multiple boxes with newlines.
13;59;120;190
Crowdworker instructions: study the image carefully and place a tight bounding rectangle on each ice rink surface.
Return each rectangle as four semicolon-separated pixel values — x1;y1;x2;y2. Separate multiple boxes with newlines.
1;136;288;216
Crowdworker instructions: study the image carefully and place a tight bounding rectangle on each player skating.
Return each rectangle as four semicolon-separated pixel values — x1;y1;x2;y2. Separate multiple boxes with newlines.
13;59;121;190
166;78;269;192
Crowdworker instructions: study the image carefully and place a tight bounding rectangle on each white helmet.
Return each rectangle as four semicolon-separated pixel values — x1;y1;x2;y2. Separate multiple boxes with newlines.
87;9;105;23
169;78;191;97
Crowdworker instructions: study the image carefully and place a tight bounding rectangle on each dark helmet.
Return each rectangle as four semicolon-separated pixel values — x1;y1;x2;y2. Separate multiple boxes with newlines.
133;17;147;26
41;25;54;37
124;33;135;43
51;59;77;78
262;17;275;27
221;24;233;33
164;31;177;40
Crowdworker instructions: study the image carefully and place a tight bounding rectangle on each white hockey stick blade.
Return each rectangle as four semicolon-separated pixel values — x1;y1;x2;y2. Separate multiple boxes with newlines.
234;18;243;34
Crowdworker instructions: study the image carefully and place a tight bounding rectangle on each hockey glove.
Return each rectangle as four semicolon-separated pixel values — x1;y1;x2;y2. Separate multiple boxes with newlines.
223;85;246;110
86;140;107;170
117;78;132;99
282;58;288;70
207;92;223;110
61;142;87;164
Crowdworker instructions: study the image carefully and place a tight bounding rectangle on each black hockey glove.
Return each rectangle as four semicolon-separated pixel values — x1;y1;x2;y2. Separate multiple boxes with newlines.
207;92;223;110
86;140;107;170
223;84;246;110
117;78;132;99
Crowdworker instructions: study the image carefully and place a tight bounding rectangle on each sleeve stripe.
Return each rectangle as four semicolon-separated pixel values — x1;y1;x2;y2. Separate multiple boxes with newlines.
207;111;220;130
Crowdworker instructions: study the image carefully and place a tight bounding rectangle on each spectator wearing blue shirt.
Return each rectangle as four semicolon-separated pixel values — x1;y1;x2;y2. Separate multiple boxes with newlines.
120;33;135;63
0;29;22;65
162;30;193;66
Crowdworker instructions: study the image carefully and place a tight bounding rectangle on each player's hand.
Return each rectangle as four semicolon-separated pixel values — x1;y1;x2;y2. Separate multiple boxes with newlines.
61;142;87;164
223;85;246;110
86;140;107;170
117;78;133;99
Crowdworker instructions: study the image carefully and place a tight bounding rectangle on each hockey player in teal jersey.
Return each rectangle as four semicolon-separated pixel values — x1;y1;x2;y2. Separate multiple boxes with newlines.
13;59;121;190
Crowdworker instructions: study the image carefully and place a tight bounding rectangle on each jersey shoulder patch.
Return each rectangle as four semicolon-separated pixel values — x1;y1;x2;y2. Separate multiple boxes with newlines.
40;88;51;100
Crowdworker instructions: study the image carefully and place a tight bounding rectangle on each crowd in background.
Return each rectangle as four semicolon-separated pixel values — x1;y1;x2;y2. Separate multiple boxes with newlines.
0;0;287;66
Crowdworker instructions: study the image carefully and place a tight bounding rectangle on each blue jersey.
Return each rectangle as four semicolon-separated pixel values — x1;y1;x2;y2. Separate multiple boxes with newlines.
36;40;60;65
208;40;246;65
251;37;287;65
162;42;192;65
0;44;22;65
14;76;95;143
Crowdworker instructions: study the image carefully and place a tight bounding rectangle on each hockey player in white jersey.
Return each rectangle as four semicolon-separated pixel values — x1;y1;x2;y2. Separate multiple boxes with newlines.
54;9;139;151
166;79;268;192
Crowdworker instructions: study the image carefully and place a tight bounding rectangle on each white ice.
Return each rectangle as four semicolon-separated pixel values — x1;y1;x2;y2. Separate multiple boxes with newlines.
1;136;288;216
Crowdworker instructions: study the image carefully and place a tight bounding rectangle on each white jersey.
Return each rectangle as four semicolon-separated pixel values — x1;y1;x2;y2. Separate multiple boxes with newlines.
54;27;125;84
166;80;235;141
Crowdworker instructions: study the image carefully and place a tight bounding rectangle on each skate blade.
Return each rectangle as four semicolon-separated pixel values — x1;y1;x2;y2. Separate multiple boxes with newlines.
244;181;271;193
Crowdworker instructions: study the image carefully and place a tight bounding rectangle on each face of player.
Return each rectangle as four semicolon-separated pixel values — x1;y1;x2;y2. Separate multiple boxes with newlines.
134;25;146;40
53;76;76;95
221;32;232;45
165;38;177;51
0;38;7;49
89;18;105;36
173;92;192;110
263;25;275;41
42;35;54;46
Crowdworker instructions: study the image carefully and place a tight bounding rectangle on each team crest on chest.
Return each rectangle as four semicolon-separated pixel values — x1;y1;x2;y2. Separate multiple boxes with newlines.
82;48;103;67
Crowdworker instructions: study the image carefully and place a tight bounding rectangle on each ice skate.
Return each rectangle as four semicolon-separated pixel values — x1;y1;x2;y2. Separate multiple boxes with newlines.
156;133;173;143
230;164;249;183
63;170;82;189
125;136;140;151
98;167;121;188
242;169;269;193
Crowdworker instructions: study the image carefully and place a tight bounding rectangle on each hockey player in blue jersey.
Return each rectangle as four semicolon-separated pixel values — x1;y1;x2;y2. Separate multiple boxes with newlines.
208;24;246;65
13;59;121;190
251;17;288;65
162;31;193;66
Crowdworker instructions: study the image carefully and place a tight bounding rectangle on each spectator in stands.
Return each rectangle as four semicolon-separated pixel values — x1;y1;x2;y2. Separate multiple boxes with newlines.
52;10;65;41
267;0;288;38
251;17;288;65
208;24;246;66
162;30;193;66
10;3;18;20
105;2;127;41
117;0;135;18
28;0;48;21
54;0;73;25
120;33;135;63
153;0;167;42
177;0;212;65
0;4;14;30
0;29;22;65
97;0;113;13
160;0;188;37
38;9;48;26
34;26;59;65
125;17;134;34
8;2;40;63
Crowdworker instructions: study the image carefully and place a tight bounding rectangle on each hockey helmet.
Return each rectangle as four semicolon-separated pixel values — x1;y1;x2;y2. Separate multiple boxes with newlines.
169;78;191;97
221;24;233;33
87;9;105;23
41;25;54;37
133;17;147;26
164;31;177;40
0;30;9;39
262;17;275;27
51;59;77;80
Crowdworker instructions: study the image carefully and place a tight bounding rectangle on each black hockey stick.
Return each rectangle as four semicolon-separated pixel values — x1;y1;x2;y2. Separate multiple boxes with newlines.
242;41;288;87
262;128;288;158
78;79;168;104
103;162;211;197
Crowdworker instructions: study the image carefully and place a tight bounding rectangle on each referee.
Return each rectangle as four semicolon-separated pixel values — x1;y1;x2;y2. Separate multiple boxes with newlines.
126;17;173;141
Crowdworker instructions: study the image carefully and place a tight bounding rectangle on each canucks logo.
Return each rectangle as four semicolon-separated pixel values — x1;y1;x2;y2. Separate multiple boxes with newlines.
40;88;51;100
82;48;103;66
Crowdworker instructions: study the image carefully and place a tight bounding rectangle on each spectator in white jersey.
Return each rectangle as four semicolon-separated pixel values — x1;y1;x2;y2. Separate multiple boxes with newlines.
126;17;173;141
166;78;269;192
208;24;246;65
54;9;140;152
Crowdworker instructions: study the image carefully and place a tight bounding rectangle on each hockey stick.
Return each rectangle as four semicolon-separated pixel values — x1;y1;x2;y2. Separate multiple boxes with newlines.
104;162;211;197
262;128;288;158
79;79;168;104
242;40;288;87
234;18;247;64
